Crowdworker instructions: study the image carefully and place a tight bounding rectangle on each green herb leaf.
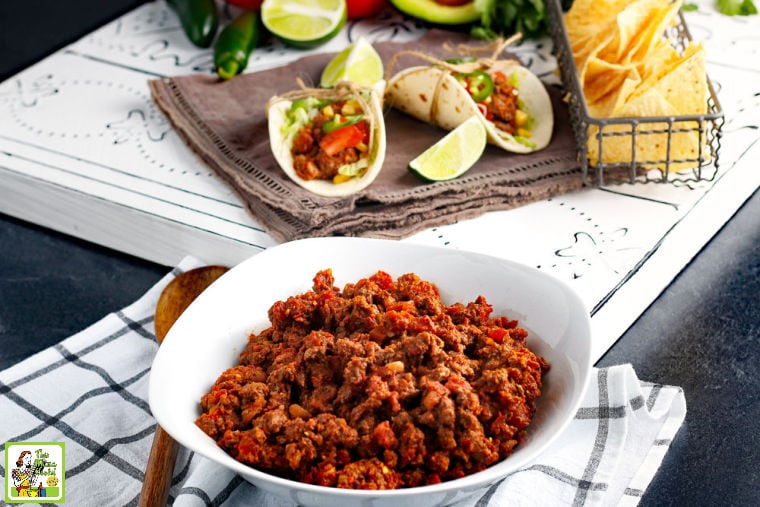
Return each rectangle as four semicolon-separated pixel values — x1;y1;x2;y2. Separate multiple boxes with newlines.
717;0;758;15
682;2;699;11
472;0;550;40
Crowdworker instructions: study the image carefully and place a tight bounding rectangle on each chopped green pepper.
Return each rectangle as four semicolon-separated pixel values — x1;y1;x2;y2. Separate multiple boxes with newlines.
322;114;364;133
214;11;260;80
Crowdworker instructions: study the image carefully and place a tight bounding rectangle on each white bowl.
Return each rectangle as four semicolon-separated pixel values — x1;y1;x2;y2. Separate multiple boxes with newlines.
149;237;592;507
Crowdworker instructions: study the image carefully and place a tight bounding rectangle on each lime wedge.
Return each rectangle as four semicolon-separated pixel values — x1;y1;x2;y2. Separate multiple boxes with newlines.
320;36;384;88
408;116;487;182
261;0;346;49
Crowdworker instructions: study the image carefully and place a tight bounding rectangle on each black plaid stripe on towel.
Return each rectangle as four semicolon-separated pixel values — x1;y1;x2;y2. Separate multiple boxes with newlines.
0;256;686;506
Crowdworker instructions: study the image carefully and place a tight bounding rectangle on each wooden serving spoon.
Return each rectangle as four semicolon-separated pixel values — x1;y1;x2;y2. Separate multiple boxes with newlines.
139;265;230;507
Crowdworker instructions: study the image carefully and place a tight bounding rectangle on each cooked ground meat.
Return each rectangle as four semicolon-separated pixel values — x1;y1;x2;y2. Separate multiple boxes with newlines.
196;269;549;490
486;71;520;134
291;99;367;181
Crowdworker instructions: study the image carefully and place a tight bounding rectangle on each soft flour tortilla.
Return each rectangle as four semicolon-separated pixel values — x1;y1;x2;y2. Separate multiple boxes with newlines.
385;64;553;153
267;89;386;197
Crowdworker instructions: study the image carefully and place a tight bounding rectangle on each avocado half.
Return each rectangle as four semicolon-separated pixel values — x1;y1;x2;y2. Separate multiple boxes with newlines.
389;0;480;25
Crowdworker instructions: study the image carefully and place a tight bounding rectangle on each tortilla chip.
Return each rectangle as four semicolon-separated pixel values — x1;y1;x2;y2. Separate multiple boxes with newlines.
564;0;633;41
583;58;640;106
628;42;706;113
566;0;708;174
588;87;706;173
635;39;680;84
572;30;613;68
587;67;641;118
613;0;682;64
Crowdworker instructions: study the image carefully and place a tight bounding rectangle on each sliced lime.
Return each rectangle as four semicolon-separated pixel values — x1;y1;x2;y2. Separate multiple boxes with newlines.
320;36;384;87
408;116;487;182
261;0;346;49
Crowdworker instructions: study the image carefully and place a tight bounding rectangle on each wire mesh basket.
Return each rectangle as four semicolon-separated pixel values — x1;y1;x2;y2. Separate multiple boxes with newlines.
546;0;724;186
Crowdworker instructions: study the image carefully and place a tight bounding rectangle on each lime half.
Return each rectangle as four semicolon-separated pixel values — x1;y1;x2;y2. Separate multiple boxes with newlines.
320;36;384;88
409;116;487;182
261;0;346;49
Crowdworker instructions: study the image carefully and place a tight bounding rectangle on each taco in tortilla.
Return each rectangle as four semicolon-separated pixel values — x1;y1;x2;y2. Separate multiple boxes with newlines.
386;60;553;153
267;83;386;197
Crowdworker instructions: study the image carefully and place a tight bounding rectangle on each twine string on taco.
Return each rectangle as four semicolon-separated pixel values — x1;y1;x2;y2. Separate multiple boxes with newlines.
384;33;522;82
441;32;522;67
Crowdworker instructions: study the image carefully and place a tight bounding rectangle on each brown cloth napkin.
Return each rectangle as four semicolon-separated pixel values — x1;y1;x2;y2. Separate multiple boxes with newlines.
149;30;582;242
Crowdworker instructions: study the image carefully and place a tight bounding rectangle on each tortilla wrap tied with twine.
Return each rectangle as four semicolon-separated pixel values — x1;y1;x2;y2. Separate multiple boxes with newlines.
267;81;386;197
385;37;554;153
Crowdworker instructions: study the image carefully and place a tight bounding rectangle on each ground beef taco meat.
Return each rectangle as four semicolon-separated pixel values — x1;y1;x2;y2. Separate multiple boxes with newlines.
486;71;520;134
290;98;371;183
196;269;549;490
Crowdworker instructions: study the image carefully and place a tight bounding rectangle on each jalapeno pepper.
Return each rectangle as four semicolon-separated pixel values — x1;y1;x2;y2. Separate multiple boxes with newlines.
455;70;494;102
167;0;219;48
214;11;260;80
319;123;366;156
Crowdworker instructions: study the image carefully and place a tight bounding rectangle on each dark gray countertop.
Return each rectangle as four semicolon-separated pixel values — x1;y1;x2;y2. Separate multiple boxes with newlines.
1;1;758;505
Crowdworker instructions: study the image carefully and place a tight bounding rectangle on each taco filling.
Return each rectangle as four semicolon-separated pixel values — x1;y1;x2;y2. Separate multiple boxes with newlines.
453;69;534;148
283;97;372;184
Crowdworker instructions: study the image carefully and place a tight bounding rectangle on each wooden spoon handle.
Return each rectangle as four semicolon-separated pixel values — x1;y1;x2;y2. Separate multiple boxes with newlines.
139;425;180;507
140;265;229;506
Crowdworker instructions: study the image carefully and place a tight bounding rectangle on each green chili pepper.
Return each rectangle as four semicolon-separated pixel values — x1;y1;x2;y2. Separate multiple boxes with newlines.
444;57;477;64
214;11;260;80
167;0;219;48
455;70;494;102
322;114;364;134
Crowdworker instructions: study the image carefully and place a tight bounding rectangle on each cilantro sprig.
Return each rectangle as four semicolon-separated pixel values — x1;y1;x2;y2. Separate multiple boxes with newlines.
470;0;559;40
717;0;758;15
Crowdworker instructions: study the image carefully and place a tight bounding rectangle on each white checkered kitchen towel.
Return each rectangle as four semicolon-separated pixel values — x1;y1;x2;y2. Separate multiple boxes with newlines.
0;256;686;506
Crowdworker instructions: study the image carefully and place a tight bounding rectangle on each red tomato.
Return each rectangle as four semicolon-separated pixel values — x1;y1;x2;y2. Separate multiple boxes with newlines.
355;119;370;144
488;328;508;343
226;0;263;10
346;0;387;19
319;123;365;156
476;102;493;120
